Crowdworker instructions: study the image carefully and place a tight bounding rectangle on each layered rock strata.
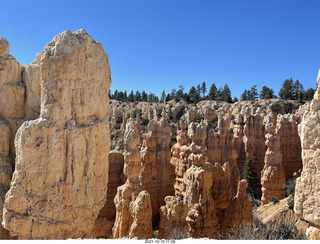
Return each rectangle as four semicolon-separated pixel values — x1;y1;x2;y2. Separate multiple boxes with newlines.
3;30;111;239
294;70;320;240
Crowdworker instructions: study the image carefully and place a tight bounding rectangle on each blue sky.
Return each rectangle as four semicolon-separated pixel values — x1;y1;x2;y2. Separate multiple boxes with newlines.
1;0;320;99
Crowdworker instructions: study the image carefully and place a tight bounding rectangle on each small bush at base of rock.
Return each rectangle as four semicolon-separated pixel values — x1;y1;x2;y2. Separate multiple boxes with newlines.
269;195;279;204
224;214;307;240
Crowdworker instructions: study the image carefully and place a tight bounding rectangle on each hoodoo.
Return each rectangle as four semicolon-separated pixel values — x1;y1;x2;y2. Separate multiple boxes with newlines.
2;30;111;239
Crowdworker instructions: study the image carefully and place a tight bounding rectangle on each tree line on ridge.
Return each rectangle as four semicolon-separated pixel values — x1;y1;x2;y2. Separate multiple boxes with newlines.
109;78;316;104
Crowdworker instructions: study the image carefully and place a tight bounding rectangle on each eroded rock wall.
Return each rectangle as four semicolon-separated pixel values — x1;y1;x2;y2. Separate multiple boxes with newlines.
140;111;175;221
112;118;153;239
3;30;111;239
294;70;320;240
159;119;252;239
260;115;286;204
92;150;125;238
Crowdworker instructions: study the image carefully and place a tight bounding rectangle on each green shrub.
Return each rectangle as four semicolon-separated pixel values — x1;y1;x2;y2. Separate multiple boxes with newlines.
269;195;280;204
284;178;296;197
243;154;261;201
287;194;294;210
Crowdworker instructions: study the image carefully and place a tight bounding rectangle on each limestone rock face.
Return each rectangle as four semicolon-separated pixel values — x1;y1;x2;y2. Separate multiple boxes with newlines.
3;30;111;239
294;70;320;240
261;115;286;204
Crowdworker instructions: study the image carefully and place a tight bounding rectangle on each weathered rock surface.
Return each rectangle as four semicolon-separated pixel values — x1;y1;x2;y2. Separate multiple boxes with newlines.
159;119;252;239
3;30;111;239
294;70;320;240
112;118;153;239
0;37;24;239
0;121;13;239
261;115;286;204
277;114;302;179
140;111;175;221
92;150;125;238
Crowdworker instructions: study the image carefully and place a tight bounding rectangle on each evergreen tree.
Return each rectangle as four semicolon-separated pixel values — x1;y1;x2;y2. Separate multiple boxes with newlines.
165;93;172;102
188;86;200;104
260;86;275;99
292;80;304;100
304;88;315;100
128;90;134;102
118;91;124;101
160;90;166;103
241;90;249;101
243;154;260;200
208;83;217;100
114;89;119;100
278;78;294;100
196;84;201;98
233;96;239;103
123;90;128;102
135;91;141;101
142;91;148;102
201;81;207;97
216;88;223;101
250;85;258;100
221;84;232;103
176;85;184;101
170;88;177;99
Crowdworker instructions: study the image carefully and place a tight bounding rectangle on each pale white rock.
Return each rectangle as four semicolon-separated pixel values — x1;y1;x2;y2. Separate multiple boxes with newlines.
294;69;320;240
3;29;111;239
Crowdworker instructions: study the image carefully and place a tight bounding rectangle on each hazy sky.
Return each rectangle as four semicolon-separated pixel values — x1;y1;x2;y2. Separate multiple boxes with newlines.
1;0;320;98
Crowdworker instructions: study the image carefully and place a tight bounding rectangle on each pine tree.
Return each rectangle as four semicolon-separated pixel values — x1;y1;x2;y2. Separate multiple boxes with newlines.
278;78;294;99
160;90;166;103
208;83;217;100
201;81;207;97
243;154;260;200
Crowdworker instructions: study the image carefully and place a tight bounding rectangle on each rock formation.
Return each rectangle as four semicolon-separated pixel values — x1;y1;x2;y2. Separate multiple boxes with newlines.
277;114;302;179
92;150;125;238
243;113;266;182
0;37;25;239
112;118;153;239
3;30;111;239
0;121;13;239
260;115;286;204
140;110;175;221
170;120;191;199
159;119;252;239
294;70;320;240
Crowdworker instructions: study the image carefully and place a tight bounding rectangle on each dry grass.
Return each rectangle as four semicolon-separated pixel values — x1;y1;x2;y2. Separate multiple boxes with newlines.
223;214;307;240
